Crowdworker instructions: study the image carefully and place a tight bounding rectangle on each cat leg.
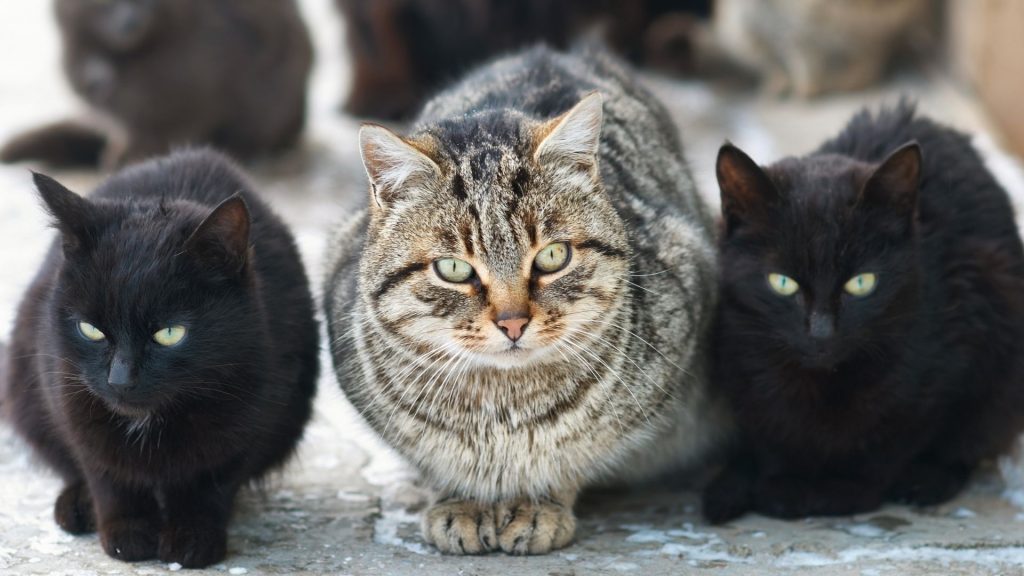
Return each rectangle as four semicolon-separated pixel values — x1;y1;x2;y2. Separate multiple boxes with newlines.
494;489;577;556
157;475;239;568
421;496;497;555
887;459;971;507
753;475;884;519
89;475;160;562
54;481;95;534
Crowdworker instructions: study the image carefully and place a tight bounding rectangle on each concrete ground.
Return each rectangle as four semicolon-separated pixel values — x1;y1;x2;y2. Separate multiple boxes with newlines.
1;1;1024;575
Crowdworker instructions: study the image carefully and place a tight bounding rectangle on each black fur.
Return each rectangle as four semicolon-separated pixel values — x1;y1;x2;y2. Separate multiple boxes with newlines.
704;102;1024;522
3;149;319;567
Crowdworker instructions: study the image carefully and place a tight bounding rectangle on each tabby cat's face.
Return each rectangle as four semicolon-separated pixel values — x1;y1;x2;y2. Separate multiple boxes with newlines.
717;143;922;370
358;94;631;369
36;174;256;417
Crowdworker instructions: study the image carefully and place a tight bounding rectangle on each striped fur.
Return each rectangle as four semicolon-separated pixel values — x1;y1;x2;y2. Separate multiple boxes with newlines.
324;45;728;555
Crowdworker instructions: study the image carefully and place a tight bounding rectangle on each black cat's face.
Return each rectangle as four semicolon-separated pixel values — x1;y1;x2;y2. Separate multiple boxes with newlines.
35;173;253;417
58;0;164;52
717;143;922;369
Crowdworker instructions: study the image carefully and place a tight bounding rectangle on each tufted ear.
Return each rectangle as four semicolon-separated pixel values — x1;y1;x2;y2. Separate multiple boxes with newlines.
358;124;441;209
716;143;780;236
34;171;99;253
184;195;250;274
860;141;921;218
533;91;603;173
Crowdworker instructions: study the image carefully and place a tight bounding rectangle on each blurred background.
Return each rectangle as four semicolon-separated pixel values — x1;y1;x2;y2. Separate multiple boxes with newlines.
1;0;1024;573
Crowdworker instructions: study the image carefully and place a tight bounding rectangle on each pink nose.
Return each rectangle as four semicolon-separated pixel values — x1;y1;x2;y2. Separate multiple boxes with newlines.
496;316;530;342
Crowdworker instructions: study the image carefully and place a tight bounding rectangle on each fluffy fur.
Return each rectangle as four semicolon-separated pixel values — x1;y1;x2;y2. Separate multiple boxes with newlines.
1;0;312;169
325;45;727;555
703;103;1024;523
3;150;319;567
707;0;927;97
336;0;711;120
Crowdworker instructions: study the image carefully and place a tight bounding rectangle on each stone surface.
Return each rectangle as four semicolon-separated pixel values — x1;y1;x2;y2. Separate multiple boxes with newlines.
1;1;1024;575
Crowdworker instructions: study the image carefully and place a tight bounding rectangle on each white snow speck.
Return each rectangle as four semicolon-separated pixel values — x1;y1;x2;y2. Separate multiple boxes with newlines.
229;568;248;575
167;563;183;571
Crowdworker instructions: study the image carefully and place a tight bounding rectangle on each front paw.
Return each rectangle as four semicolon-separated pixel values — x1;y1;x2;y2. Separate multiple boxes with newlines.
754;476;882;518
422;499;497;555
158;521;228;568
495;498;575;555
702;469;753;524
888;462;970;507
99;517;158;562
55;483;95;534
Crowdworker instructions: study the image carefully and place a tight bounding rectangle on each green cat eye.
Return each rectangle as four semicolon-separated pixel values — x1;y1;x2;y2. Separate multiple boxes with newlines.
78;321;106;342
767;273;799;296
434;258;475;283
153;325;187;347
844;273;877;297
534;242;571;273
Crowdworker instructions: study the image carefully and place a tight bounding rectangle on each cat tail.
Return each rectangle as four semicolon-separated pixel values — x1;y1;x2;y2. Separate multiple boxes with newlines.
0;119;107;168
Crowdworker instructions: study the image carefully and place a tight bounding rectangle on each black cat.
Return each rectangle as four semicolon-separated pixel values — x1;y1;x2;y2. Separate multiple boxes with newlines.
0;0;312;169
704;102;1024;522
2;149;319;567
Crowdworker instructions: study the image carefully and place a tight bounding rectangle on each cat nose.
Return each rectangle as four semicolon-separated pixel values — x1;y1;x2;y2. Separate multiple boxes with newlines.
808;311;834;342
495;314;531;342
107;353;134;390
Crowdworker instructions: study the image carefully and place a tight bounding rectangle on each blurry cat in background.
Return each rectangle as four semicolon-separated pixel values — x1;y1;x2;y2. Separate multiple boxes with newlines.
1;0;312;169
325;45;727;554
336;0;711;120
2;150;319;567
704;0;929;97
704;103;1024;522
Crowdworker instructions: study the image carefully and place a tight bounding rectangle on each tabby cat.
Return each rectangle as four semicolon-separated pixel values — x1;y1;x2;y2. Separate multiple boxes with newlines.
325;45;726;555
703;103;1024;522
3;150;319;567
1;0;312;169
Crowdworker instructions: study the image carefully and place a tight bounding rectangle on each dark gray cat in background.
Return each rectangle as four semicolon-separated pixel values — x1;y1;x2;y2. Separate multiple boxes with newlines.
1;0;312;169
324;45;728;555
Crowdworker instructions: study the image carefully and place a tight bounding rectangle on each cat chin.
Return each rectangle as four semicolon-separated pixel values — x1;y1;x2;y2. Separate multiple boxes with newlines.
463;346;564;371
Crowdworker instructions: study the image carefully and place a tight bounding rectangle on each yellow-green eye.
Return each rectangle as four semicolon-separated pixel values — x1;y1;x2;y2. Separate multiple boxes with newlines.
534;242;571;273
153;325;187;347
767;273;799;296
434;258;474;283
844;273;877;297
78;321;106;342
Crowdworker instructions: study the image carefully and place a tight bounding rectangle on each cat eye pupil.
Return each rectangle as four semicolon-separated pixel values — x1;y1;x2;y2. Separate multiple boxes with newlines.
153;325;187;346
434;258;474;283
77;321;106;342
534;242;571;274
844;273;877;297
767;273;799;296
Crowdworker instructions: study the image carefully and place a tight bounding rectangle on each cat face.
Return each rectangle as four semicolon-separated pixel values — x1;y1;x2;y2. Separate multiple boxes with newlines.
57;0;164;52
716;142;922;369
35;173;255;417
357;93;631;369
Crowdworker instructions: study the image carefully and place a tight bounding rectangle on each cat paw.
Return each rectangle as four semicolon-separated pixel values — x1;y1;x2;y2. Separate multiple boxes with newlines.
422;500;497;555
702;472;752;524
158;521;228;568
99;517;159;562
54;483;95;534
495;498;575;555
888;462;970;507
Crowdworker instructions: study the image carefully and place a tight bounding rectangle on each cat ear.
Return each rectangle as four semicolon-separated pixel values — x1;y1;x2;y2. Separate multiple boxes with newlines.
184;195;251;274
860;142;921;218
716;143;779;235
358;124;440;209
533;91;603;173
33;171;97;252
